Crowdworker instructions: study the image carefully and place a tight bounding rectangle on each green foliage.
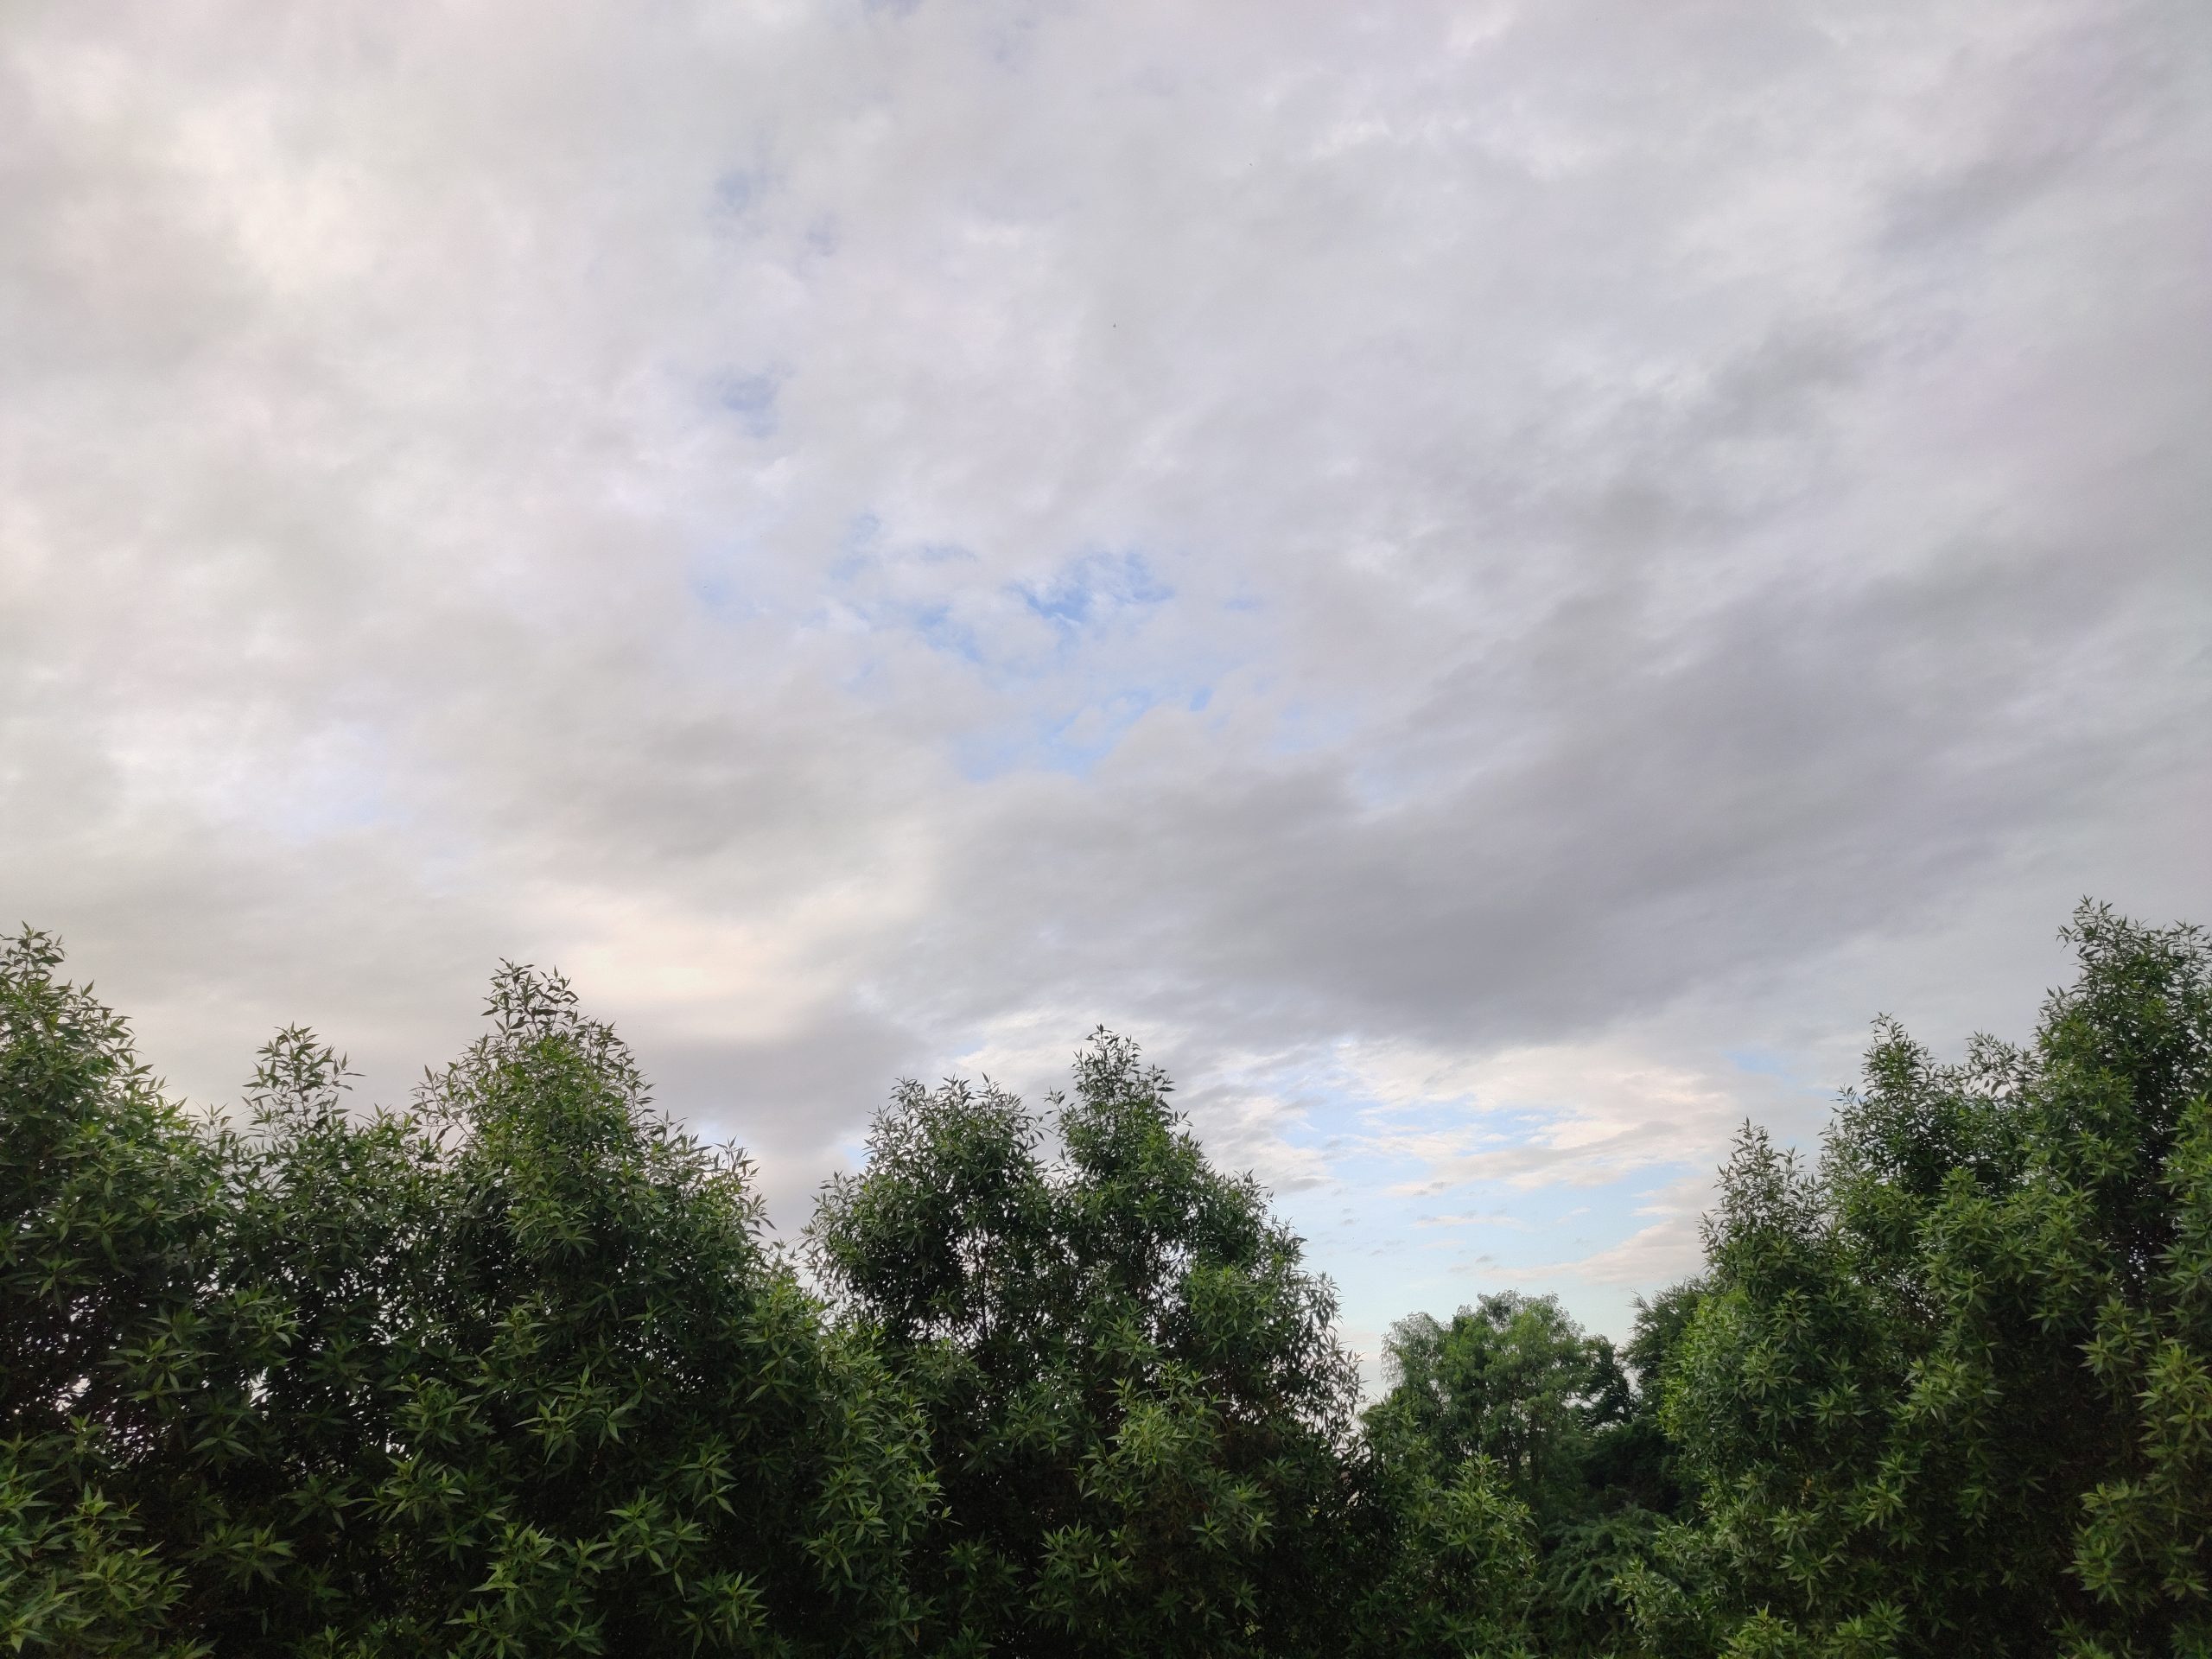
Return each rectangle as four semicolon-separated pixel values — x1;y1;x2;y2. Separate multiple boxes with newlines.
320;963;937;1657
1366;1293;1627;1528
1661;904;2212;1657
1360;1287;1696;1656
809;1032;1358;1657
7;902;2209;1658
1;927;222;1656
2;937;935;1656
1349;1452;1538;1659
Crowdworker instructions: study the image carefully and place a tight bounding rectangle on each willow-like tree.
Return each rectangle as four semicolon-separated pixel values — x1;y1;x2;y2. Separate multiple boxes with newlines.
1648;905;2212;1657
14;901;2209;1659
0;929;226;1656
2;938;940;1657
1358;1287;1695;1657
809;1033;1360;1658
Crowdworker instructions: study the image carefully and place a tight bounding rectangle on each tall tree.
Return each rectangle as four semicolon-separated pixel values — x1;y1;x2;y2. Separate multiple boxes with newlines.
1359;1288;1692;1657
1365;1293;1625;1527
0;928;219;1656
3;938;943;1657
1656;904;2212;1657
321;963;938;1656
810;1032;1359;1658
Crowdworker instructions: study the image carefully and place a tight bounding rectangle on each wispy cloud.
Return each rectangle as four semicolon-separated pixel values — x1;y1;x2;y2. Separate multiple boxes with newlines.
3;0;2206;1351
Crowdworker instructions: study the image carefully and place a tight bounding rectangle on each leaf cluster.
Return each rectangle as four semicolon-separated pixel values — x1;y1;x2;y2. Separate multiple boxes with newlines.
7;900;2209;1659
807;1031;1360;1657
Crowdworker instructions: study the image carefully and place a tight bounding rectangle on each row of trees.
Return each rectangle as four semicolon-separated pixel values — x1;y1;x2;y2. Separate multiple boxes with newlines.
3;905;2207;1655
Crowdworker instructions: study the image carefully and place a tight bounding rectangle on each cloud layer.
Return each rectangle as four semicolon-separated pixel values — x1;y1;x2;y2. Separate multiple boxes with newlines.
6;0;2208;1359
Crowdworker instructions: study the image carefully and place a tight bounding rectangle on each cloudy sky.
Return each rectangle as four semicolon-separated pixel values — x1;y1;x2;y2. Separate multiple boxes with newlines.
5;0;2208;1365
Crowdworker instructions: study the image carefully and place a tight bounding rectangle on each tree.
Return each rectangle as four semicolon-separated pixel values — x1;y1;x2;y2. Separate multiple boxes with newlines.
1661;904;2212;1657
320;963;937;1656
1360;1289;1682;1656
0;928;216;1656
1344;1452;1538;1659
14;899;2207;1657
1364;1293;1624;1528
2;938;942;1656
809;1031;1359;1658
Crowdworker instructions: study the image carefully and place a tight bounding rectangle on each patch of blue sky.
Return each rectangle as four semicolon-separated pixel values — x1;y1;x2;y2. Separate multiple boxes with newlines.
1725;1045;1837;1102
951;685;1162;780
687;569;739;616
1335;1174;1695;1365
1724;1045;1794;1077
1193;1070;1697;1352
822;512;893;587
822;539;1200;764
816;567;993;669
711;166;766;219
711;368;781;438
682;543;773;623
908;601;986;665
813;528;1247;778
1218;581;1265;615
1013;548;1172;631
1281;1154;1702;1360
827;535;1172;671
1321;1101;1573;1204
1190;1075;1486;1204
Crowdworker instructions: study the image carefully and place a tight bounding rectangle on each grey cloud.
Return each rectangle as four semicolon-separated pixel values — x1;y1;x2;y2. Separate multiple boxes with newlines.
3;0;2207;1343
905;534;2195;1058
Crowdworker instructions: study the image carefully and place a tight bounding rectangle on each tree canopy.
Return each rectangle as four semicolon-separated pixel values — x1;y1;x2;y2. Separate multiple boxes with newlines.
3;901;2206;1656
809;1033;1357;1656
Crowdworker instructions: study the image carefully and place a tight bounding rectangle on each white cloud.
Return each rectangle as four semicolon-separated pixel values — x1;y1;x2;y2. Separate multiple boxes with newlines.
1491;1176;1716;1292
3;0;2208;1339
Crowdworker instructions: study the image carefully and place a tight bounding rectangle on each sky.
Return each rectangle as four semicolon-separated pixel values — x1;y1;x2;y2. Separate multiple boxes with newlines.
4;0;2209;1375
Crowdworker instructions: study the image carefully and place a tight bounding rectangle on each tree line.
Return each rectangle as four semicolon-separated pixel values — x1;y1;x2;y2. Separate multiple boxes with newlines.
3;902;2207;1656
